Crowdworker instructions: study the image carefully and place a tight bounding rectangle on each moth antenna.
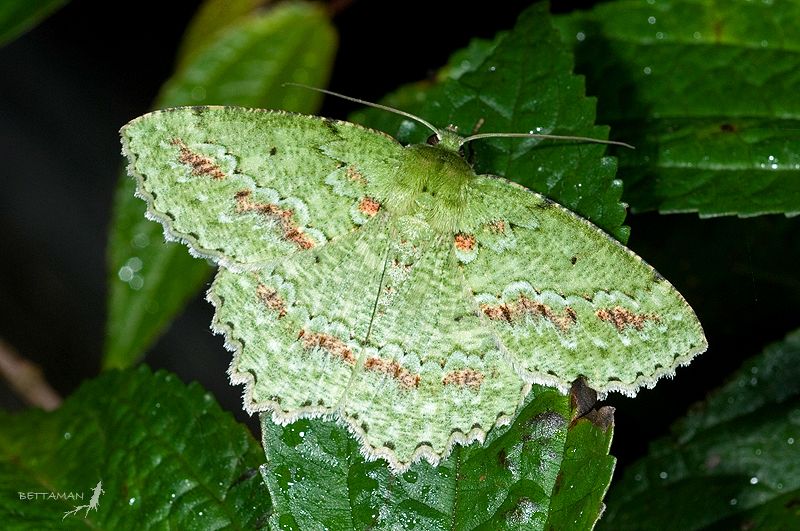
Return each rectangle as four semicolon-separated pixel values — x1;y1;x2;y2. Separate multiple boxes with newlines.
284;83;441;138
461;132;635;149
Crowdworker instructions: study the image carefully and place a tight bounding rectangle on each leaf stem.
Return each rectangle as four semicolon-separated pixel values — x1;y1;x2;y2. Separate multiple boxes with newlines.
0;338;62;410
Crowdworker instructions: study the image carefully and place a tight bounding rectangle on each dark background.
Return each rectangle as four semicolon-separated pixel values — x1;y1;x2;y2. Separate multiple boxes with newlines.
1;0;798;479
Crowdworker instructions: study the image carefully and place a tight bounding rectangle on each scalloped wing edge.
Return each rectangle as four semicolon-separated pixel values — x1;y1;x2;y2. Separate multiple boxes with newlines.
121;108;257;273
484;175;708;399
207;283;528;473
515;343;707;400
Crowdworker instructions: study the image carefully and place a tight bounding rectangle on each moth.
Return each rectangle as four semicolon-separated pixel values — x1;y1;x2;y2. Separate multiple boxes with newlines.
121;89;706;471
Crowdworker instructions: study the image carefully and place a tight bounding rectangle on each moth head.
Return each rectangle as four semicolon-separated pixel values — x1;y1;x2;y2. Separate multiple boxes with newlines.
431;128;465;153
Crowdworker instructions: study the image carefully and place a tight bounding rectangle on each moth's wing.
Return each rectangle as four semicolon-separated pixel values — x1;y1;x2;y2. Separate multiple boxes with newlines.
338;217;526;469
460;175;707;396
121;106;403;270
212;212;526;470
211;217;390;417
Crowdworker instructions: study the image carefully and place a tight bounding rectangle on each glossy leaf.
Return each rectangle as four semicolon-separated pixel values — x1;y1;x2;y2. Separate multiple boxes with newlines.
0;366;270;529
554;0;800;217
104;1;336;369
600;328;800;530
352;2;629;242
548;406;615;529
0;0;67;46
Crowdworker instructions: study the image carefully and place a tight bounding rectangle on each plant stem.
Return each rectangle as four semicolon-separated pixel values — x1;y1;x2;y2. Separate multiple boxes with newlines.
0;338;62;411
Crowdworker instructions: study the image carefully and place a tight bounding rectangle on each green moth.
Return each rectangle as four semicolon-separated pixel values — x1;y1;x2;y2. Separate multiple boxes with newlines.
121;99;706;471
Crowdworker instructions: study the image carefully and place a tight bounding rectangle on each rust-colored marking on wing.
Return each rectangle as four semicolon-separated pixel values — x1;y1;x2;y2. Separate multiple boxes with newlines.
235;189;315;249
170;138;226;180
596;306;658;332
442;368;484;391
454;233;476;252
481;295;577;332
487;220;506;234
298;330;356;365
256;284;286;318
358;196;381;217
364;357;420;389
346;165;366;184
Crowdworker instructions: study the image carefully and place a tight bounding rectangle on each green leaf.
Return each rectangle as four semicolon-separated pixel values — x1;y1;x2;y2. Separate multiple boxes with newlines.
104;1;337;369
0;366;270;529
0;0;67;46
554;0;800;217
353;3;629;242
261;384;614;530
547;404;615;530
174;0;267;69
600;328;800;530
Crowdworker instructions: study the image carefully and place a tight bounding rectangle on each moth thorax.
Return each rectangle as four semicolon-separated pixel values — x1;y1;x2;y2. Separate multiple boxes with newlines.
402;143;474;196
387;144;473;231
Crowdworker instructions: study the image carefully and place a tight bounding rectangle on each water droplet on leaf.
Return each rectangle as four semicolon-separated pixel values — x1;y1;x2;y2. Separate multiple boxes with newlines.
132;232;150;248
118;266;134;282
129;275;144;290
126;257;143;271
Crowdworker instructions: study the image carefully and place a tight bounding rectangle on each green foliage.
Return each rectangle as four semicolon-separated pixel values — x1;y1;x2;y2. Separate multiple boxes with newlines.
7;0;796;528
353;2;629;242
173;0;266;69
0;0;67;46
0;366;270;529
549;411;615;529
554;0;800;217
261;385;614;530
104;1;337;369
601;329;800;530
